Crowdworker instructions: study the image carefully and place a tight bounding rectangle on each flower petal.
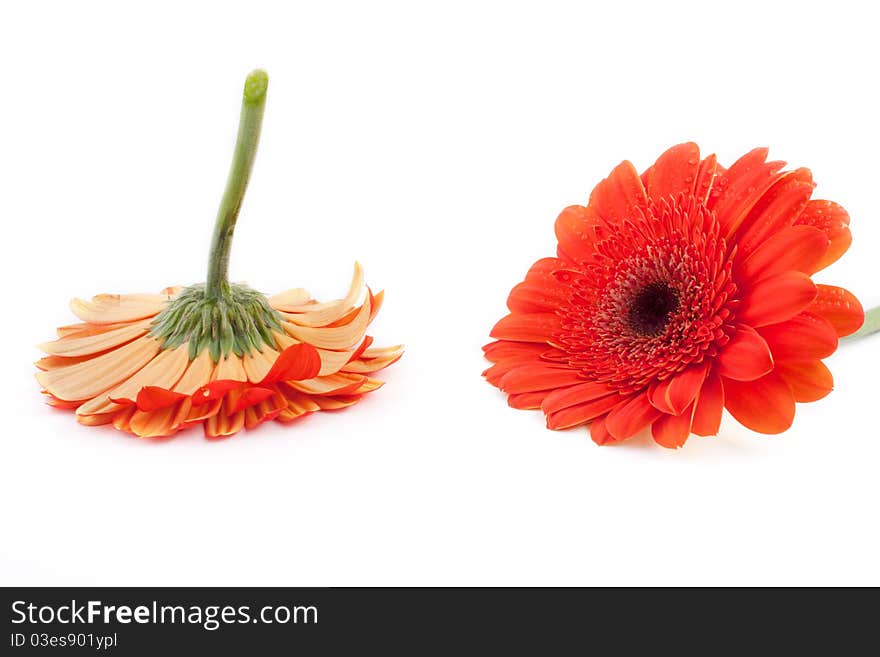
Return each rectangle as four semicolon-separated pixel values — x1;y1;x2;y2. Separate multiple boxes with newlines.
262;343;323;383
737;271;817;328
499;364;585;394
651;405;693;449
736;167;814;258
541;380;617;414
710;148;786;239
716;325;774;381
794;200;852;272
490;312;562;343
649;361;709;415
588;160;648;224
691;370;724;436
807;284;864;337
555;206;601;263
604;393;662;441
589;416;615;446
644;142;701;203
775;360;833;403
757;312;838;361
723;370;795;434
35;336;162;402
546;393;621;430
69;293;170;324
738;225;828;283
38;319;152;357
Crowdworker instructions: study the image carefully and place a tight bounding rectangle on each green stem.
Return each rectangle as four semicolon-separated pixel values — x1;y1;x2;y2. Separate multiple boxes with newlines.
205;69;268;300
848;305;880;340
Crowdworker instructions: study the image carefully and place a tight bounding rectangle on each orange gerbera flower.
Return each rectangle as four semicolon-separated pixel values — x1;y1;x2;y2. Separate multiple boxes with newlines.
484;143;864;448
36;71;402;438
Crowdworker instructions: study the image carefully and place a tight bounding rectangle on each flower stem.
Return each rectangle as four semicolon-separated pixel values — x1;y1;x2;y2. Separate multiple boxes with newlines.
848;305;880;340
205;69;268;300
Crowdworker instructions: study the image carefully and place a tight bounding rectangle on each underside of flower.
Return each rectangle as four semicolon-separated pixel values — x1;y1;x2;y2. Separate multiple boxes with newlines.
150;283;283;361
485;143;864;448
35;70;402;438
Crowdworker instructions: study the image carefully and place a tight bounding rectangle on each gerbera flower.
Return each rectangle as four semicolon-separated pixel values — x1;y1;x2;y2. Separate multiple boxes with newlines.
35;70;402;438
484;143;864;448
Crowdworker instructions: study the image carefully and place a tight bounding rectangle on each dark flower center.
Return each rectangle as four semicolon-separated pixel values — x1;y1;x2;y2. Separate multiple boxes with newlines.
627;281;680;337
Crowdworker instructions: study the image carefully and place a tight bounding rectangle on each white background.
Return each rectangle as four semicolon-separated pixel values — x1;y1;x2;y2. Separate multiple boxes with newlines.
1;1;878;586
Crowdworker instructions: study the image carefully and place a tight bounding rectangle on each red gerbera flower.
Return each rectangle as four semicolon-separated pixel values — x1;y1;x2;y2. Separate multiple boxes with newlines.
484;143;864;448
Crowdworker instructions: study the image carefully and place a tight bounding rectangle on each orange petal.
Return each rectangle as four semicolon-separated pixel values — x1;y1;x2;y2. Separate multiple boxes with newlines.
499;364;585;394
710;148;786;239
588;160;648;224
738;225;828;283
716;325;774;381
723;370;795;434
490;313;562;343
692;153;718;204
38;319;151;357
508;391;547;410
540;380;617;414
589;416;615;446
737;271;817;328
651;405;693;449
137;386;186;412
807;285;864;337
649;361;709;414
775;360;833;403
554;205;601;262
757;312;838;361
232;386;276;413
794;200;852;272
604;393;662;441
546;393;622;430
483;340;547;363
262;343;322;383
644;142;701;203
691;370;724;437
70;293;169;324
736;167;814;258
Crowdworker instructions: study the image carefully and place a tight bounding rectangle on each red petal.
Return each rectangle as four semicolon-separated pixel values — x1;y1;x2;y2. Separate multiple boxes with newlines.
541;380;617;414
136;386;185;412
262;343;323;383
651;406;693;449
794;200;852;272
554;205;601;262
757;312;838;361
490;313;562;343
604;393;662;441
710;148;786;239
192;379;242;406
644;142;701;203
691;370;724;436
738;225;828;283
716;325;774;381
588;160;648;224
589;416;615;446
807;285;864;337
507;391;547;410
693;154;718;204
499;364;584;393
736;167;814;258
737;271;817;327
232;386;276;413
774;360;833;403
723;370;795;434
546;394;622;431
650;362;709;415
482;340;547;363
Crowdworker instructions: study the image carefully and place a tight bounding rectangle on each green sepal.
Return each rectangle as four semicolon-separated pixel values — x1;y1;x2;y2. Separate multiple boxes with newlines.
150;282;283;362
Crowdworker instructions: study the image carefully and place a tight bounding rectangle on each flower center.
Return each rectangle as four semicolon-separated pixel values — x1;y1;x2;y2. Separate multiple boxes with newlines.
627;281;680;337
